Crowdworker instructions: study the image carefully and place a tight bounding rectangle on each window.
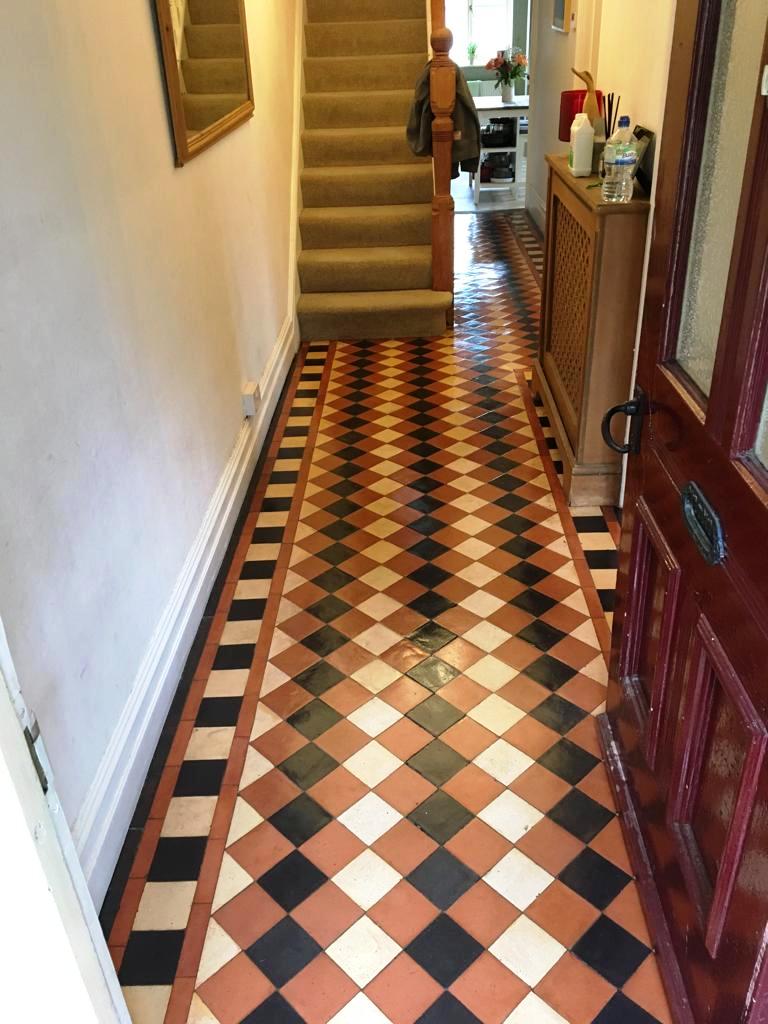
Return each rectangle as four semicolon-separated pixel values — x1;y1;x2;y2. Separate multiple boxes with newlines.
446;0;530;93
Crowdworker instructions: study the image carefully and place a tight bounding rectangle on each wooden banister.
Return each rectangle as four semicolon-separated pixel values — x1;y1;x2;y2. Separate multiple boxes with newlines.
429;16;456;324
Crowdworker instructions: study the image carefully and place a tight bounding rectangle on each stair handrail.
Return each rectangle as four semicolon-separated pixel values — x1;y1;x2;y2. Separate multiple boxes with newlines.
429;4;456;324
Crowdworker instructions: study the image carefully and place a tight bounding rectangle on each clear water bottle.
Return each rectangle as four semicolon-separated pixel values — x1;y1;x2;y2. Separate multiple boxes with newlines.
601;116;637;204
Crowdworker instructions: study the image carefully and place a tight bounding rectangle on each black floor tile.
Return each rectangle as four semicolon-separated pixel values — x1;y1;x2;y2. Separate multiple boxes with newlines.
410;564;451;589
538;737;599;784
408;740;468;787
548;789;614;843
279;744;337;790
269;794;332;846
408;790;473;843
409;591;456;619
524;653;577;688
407;848;478;909
572;916;651;987
572;516;610;533
559;848;631;910
212;643;255;671
173;759;227;796
506;562;549;586
529;694;587;734
592;993;661;1024
302;625;349;657
147;836;207;882
406;914;484;987
118;930;185;986
241;993;306;1023
407;696;464;737
517;624;568;654
246;917;322;986
257;851;327;912
312;568;355;593
410;537;450;561
409;621;457;653
501;537;542;558
306;596;352;623
287;699;342;740
417;993;483;1023
195;696;243;727
240;561;277;580
407;657;460;692
228;598;267;621
294;661;345;697
511;589;557;617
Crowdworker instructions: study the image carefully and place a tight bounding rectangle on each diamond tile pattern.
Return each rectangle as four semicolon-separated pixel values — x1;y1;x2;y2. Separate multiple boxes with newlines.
107;215;665;1024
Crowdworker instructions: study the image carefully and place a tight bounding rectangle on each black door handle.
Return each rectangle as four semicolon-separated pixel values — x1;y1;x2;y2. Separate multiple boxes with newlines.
681;482;726;565
601;387;646;455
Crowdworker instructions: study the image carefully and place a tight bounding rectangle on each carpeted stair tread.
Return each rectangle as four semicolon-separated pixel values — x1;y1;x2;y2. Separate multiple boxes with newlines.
307;0;425;22
185;24;244;58
300;204;432;249
301;164;433;208
299;246;433;293
188;0;239;25
302;126;427;167
303;89;413;129
182;57;247;93
183;93;247;130
305;53;426;93
298;291;452;341
306;19;427;57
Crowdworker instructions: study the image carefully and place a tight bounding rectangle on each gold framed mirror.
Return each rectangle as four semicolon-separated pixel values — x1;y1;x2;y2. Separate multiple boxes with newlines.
154;0;254;166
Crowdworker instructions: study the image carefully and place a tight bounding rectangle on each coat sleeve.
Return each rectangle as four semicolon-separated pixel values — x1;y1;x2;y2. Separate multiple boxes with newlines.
406;64;434;157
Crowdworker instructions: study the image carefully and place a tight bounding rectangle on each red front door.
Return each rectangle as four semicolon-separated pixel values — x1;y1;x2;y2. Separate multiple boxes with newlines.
600;2;768;1022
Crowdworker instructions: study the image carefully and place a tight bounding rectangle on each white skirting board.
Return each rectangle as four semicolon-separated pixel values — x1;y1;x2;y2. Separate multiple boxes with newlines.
73;315;299;907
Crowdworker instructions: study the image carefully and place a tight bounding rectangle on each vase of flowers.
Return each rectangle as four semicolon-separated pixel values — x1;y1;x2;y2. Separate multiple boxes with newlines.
486;47;528;103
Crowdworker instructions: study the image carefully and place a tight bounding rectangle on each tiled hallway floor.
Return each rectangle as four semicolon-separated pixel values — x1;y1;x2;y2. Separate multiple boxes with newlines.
108;215;671;1024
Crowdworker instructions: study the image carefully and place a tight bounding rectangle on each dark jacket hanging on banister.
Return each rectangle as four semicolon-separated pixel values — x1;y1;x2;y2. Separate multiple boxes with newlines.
407;63;481;178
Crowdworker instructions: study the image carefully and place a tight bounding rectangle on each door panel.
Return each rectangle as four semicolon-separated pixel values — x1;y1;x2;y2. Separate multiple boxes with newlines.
601;1;768;1020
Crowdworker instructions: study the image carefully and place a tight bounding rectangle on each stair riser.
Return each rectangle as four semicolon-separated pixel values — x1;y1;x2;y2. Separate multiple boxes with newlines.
307;0;425;23
182;59;246;93
299;308;447;342
301;169;432;208
302;132;421;168
188;0;239;25
305;55;425;93
301;212;431;249
183;94;245;130
303;91;413;129
299;258;432;293
306;20;426;58
185;25;244;58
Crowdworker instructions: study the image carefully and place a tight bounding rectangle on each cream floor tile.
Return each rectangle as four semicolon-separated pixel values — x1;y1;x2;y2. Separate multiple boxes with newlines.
332;850;401;911
338;793;402;846
478;791;543;843
122;986;172;1024
161;796;218;838
326;917;400;988
490;916;566;986
484;850;554;910
196;918;241;985
468;695;525;734
343;741;401;788
474;740;534;785
133;881;196;931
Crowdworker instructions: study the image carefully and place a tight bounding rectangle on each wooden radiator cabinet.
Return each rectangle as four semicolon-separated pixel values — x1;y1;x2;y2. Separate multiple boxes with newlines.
532;154;650;505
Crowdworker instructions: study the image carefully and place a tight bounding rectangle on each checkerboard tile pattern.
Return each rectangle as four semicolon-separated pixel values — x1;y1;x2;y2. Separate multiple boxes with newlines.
106;215;669;1024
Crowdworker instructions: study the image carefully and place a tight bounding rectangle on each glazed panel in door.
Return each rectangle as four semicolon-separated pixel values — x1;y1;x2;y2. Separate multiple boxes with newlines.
601;1;768;1021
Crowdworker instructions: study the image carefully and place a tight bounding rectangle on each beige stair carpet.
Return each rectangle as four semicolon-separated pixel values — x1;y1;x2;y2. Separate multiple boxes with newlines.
298;0;452;341
182;0;246;132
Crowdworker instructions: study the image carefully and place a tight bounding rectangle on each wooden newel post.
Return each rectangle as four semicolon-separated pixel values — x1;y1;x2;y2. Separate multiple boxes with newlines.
430;25;456;325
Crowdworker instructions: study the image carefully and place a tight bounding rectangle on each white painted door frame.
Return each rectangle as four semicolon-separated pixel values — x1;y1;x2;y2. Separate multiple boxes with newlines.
0;618;129;1024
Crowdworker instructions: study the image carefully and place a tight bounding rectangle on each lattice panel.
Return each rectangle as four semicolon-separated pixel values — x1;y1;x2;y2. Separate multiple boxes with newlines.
547;198;592;415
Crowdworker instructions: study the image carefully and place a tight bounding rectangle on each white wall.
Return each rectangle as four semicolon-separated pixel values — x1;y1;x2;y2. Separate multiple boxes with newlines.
526;0;599;227
0;0;300;901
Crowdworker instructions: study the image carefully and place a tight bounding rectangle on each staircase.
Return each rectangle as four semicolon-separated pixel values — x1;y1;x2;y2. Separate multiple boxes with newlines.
182;0;247;133
297;0;453;341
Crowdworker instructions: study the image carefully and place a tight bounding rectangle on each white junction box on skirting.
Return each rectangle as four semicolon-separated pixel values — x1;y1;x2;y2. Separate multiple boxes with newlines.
241;382;261;418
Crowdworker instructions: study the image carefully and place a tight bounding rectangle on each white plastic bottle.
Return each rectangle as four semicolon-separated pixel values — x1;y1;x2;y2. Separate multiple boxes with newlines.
601;115;637;203
569;112;594;178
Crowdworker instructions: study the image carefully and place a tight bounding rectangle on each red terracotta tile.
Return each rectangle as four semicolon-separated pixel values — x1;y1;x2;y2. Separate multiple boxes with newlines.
440;718;496;759
438;675;489;712
375;765;436;815
589;817;633;874
365;952;443;1024
300;820;366;876
605;881;652;946
251;722;308;763
450;952;528;1023
445;818;512;875
378;676;430;713
261;679;315;717
228;821;294;880
442;764;505;815
214;882;285;948
448;881;520;946
322;679;372;715
516;817;586;875
308;766;369;816
509;763;572;812
369;881;439;947
291;881;363;947
372;818;438;875
241;768;301;817
535;953;614;1023
502;716;559;758
378;718;432;761
282;953;359;1024
197;953;274;1024
527;881;601;947
622;954;674;1023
